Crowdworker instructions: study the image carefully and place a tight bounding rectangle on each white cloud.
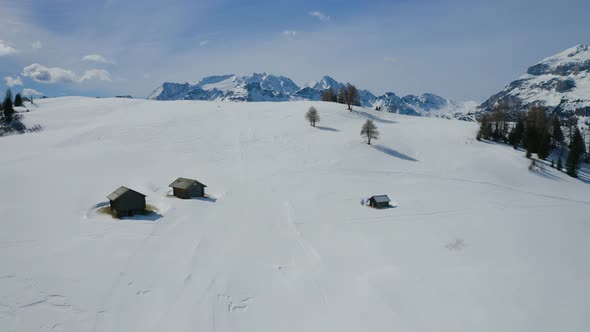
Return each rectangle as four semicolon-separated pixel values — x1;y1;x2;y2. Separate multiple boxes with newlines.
309;11;330;22
82;54;111;63
282;30;297;38
4;76;23;87
199;40;209;47
22;64;78;83
22;63;111;84
31;41;42;50
23;88;42;96
0;40;19;56
384;56;397;63
80;69;111;82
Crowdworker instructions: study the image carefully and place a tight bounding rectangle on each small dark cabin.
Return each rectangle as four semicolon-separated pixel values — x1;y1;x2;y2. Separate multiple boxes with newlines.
368;195;391;209
169;177;207;199
107;186;147;217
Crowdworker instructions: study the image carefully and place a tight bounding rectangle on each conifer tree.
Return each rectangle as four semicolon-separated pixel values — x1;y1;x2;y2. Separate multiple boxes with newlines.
508;114;525;149
490;106;508;141
14;93;23;107
508;127;517;147
551;116;564;148
477;114;493;141
2;89;15;123
566;128;585;177
537;131;552;160
566;116;577;145
523;105;549;155
360;119;379;145
523;124;537;154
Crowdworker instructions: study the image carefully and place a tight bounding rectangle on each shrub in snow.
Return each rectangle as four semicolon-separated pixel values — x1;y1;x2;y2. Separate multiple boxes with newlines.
305;106;320;127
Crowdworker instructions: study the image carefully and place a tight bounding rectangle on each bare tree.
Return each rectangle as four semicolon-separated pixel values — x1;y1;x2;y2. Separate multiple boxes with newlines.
338;84;360;111
305;106;320;127
360;119;379;144
321;88;337;102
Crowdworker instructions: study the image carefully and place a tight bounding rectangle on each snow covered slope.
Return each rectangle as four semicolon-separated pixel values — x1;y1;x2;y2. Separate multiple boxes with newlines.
149;74;463;116
479;44;590;116
1;97;589;332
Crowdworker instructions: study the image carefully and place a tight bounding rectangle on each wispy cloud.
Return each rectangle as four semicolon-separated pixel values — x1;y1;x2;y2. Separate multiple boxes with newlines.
282;30;297;38
4;76;23;87
80;69;111;82
82;54;111;63
199;40;209;47
309;11;330;22
31;41;42;50
22;64;111;83
23;88;42;96
0;40;19;56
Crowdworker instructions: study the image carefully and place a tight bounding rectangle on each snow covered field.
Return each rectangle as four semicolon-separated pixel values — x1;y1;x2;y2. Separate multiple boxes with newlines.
1;97;589;331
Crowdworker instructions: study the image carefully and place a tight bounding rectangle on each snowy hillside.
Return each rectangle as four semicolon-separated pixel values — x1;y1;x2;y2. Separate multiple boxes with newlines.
149;73;466;116
479;44;590;115
1;97;589;332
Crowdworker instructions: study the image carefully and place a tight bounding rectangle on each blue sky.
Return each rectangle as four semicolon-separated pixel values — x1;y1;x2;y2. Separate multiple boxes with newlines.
0;0;589;102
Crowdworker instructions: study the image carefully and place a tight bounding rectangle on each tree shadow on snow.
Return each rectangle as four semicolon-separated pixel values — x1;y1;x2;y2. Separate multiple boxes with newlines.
373;144;418;162
575;164;590;184
530;168;563;182
478;140;507;146
316;126;339;132
352;110;397;124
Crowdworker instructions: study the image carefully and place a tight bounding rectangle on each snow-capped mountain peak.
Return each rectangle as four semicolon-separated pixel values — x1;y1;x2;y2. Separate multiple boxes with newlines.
305;75;344;91
479;44;590;116
148;73;462;116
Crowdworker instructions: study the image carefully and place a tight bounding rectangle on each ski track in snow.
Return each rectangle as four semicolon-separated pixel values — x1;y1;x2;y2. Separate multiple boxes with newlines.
283;201;328;305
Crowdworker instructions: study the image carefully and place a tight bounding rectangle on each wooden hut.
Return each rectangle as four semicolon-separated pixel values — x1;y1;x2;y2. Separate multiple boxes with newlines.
107;186;146;217
368;195;391;209
169;177;207;199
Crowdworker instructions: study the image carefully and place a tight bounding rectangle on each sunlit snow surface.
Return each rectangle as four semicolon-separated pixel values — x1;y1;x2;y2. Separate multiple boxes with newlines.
1;97;589;332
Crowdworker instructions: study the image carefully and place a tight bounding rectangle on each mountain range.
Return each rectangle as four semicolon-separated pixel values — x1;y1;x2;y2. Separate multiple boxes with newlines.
148;73;461;116
148;45;590;119
478;44;590;117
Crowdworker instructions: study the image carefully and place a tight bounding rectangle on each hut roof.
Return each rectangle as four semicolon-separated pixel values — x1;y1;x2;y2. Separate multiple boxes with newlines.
107;186;146;201
169;177;207;190
370;195;390;203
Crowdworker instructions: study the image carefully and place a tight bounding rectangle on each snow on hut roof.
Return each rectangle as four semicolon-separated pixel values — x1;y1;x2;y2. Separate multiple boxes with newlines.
370;195;391;203
168;177;207;190
107;186;146;201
